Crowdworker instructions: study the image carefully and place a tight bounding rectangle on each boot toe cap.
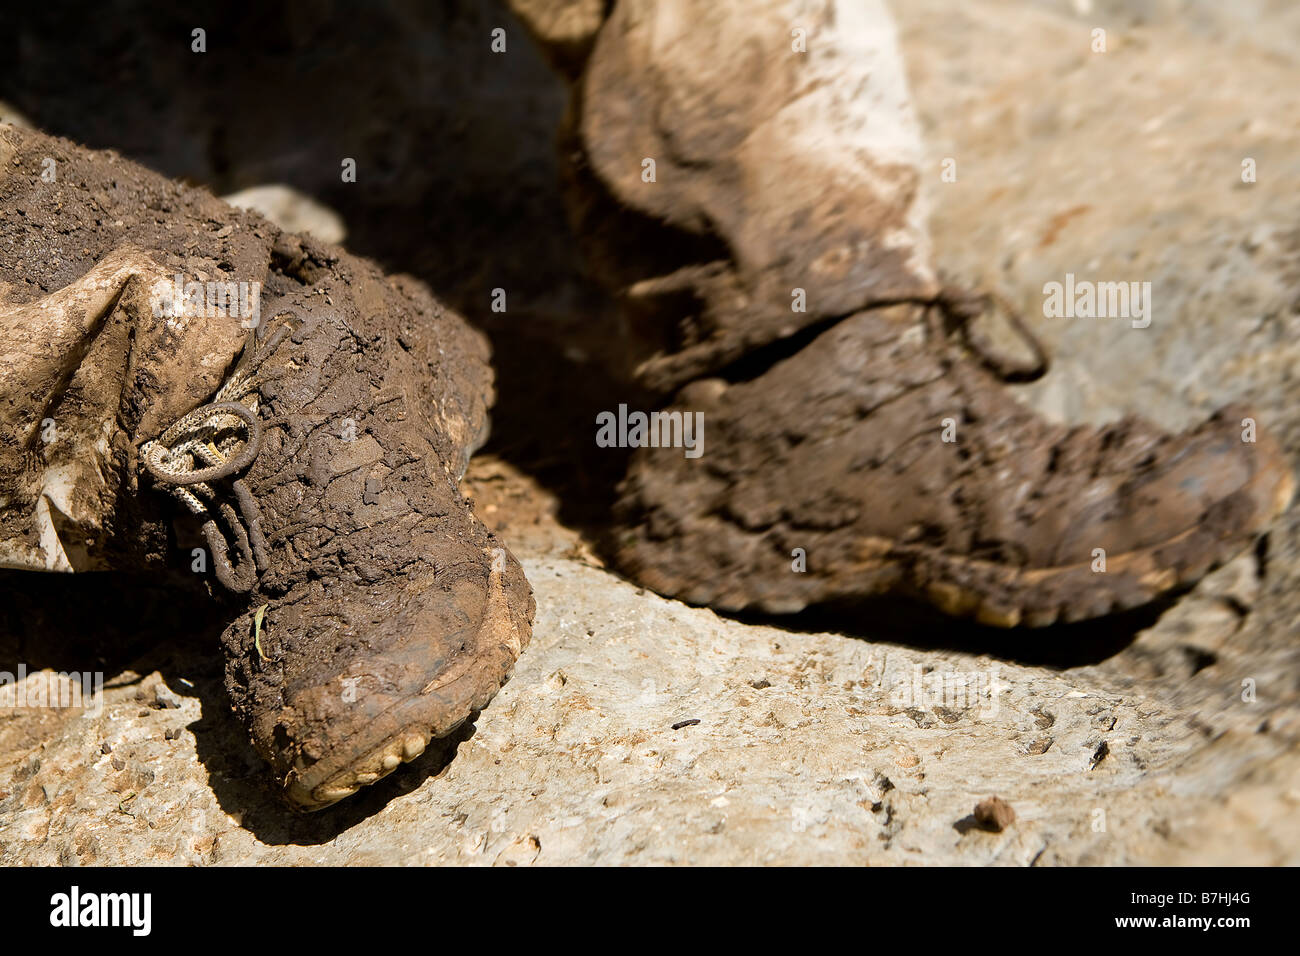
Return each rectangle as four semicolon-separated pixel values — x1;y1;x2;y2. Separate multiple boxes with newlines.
227;559;533;811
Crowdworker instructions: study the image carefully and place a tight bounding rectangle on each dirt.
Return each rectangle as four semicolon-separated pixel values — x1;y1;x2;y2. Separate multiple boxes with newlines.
0;128;266;572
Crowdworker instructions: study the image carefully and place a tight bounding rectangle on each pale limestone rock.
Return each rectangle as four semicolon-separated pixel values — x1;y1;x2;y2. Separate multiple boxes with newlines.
221;185;346;245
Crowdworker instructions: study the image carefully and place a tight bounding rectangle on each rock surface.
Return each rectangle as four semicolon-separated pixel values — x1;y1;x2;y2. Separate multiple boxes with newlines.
2;522;1298;865
2;0;1299;864
220;185;347;245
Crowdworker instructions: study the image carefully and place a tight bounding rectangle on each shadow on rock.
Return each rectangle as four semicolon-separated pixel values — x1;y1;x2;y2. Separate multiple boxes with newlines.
194;709;476;847
0;567;477;847
729;590;1186;670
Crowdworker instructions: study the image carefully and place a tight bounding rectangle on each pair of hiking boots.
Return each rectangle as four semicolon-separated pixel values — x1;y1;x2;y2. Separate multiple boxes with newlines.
1;111;1290;811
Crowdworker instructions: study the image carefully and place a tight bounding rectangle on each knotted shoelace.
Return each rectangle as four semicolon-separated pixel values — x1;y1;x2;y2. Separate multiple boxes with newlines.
141;321;293;592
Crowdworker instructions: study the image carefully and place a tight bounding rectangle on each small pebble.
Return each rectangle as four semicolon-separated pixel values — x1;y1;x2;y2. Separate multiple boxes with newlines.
973;796;1016;832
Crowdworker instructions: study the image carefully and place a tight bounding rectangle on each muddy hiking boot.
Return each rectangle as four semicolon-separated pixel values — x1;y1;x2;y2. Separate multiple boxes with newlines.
520;0;1297;624
614;301;1295;625
164;258;534;810
0;124;534;810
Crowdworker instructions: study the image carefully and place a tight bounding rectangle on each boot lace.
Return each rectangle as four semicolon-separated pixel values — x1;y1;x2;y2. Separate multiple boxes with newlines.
140;321;293;592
